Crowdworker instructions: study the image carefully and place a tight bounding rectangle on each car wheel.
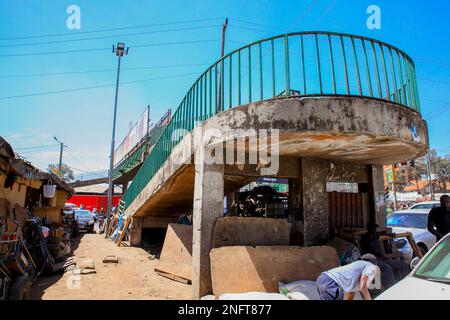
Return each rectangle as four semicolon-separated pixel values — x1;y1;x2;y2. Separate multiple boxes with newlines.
9;275;31;300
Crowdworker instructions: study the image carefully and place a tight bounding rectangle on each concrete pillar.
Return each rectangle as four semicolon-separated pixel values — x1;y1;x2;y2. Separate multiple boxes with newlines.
129;216;143;247
370;165;387;231
301;158;329;246
192;148;224;299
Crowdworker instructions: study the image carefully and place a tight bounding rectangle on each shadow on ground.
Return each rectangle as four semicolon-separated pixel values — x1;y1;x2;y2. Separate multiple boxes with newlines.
29;232;85;300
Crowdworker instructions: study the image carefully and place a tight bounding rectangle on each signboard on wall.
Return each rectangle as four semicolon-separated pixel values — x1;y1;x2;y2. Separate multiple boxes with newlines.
114;107;149;165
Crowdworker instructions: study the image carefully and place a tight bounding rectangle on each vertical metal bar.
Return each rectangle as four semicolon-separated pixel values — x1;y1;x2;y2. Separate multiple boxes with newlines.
396;51;407;105
199;78;203;120
361;40;373;97
388;47;398;103
301;35;306;94
402;53;413;108
315;34;323;94
229;56;232;109
370;40;382;98
204;74;207;117
284;35;290;96
248;46;252;102
238;50;241;105
409;59;420;111
194;82;197;125
328;34;336;94
271;39;275;97
221;60;225;110
340;35;350;94
214;64;218;113
259;42;263;100
351;37;362;96
379;43;391;100
209;69;212;116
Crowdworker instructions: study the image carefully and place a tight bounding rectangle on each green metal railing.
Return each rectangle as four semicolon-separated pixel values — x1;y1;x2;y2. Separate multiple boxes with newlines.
123;31;421;209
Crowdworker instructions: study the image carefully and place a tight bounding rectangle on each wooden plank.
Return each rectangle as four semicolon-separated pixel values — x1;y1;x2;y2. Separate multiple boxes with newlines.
351;193;357;228
156;270;191;284
336;193;342;228
116;217;131;246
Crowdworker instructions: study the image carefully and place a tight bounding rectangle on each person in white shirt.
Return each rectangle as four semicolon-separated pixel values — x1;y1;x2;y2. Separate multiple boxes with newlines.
316;255;380;300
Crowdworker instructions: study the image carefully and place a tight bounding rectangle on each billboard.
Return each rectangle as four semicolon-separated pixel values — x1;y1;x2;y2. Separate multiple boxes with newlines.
114;107;149;165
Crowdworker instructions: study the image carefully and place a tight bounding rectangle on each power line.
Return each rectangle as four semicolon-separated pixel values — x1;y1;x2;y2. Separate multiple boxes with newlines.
0;62;211;78
0;72;201;101
287;0;319;32
228;18;276;30
14;144;59;150
418;77;450;86
0;18;224;41
66;150;92;172
1;24;221;48
0;39;219;58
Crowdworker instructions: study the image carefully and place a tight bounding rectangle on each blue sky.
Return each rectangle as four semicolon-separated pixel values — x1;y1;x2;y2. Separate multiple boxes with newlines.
0;0;449;174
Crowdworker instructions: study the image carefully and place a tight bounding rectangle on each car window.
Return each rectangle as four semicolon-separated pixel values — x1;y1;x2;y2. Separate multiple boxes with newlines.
414;237;450;283
411;203;434;209
387;213;428;229
75;211;92;218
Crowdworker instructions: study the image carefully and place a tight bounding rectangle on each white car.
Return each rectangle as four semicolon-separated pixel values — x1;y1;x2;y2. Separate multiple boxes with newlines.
376;234;450;300
401;201;440;214
387;211;436;262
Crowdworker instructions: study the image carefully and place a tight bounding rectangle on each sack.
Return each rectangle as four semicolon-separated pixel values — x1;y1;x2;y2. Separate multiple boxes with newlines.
219;292;290;300
279;280;320;300
43;182;56;198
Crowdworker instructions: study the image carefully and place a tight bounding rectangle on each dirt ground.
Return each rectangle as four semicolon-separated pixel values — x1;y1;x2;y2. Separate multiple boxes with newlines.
29;232;192;300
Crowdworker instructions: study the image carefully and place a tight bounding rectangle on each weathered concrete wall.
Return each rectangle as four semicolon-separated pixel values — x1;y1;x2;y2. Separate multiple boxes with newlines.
371;165;387;230
129;217;143;247
191;131;225;299
125;96;427;219
302;158;329;246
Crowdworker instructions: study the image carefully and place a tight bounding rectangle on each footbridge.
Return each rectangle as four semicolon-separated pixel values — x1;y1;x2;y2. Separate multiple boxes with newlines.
120;31;428;298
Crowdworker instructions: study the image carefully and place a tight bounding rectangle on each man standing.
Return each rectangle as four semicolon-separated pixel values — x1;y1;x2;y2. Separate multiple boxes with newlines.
428;195;450;241
316;257;380;300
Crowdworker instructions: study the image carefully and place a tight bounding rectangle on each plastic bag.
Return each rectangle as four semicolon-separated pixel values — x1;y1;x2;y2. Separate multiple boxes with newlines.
219;292;290;300
279;280;320;300
43;184;56;198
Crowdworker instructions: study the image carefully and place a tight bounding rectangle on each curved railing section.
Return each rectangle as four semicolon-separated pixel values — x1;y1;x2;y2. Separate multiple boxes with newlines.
123;31;421;208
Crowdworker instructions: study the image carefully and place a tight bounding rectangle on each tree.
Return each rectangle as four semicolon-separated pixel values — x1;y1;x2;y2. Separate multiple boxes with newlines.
432;153;450;192
47;163;74;182
409;159;427;195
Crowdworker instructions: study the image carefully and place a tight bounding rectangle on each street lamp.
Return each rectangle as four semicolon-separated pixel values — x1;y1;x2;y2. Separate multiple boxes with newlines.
107;42;129;229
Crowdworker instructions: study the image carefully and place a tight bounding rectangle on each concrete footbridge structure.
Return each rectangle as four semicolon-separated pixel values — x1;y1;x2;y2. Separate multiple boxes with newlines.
119;32;428;298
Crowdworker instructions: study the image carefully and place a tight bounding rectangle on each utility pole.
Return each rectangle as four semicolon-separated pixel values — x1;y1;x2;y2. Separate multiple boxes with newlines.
53;136;66;177
217;18;228;112
107;42;129;230
426;150;435;199
391;164;398;211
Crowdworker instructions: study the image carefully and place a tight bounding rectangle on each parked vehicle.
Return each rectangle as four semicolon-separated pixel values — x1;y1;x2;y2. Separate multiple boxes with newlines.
408;201;441;213
74;210;95;234
387;211;436;262
376;234;450;300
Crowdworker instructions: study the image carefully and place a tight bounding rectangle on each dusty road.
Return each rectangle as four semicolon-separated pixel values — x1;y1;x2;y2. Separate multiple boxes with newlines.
30;233;191;300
